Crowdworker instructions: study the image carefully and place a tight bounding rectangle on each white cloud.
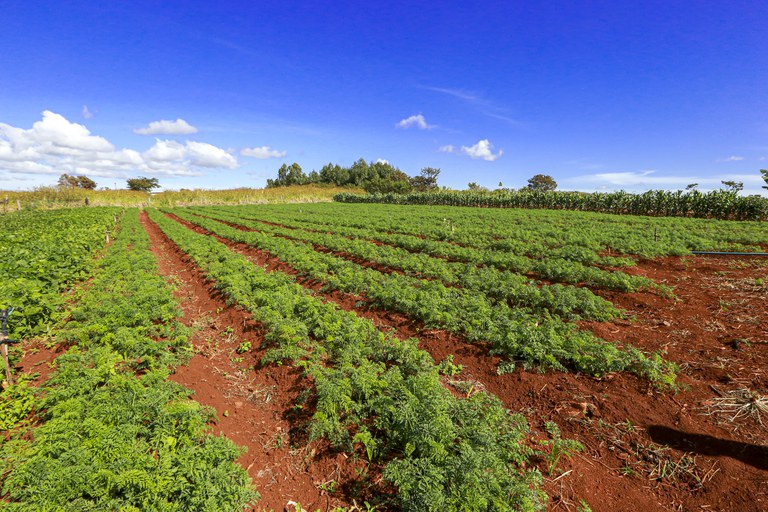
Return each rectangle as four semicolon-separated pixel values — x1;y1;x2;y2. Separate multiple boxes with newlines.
396;114;433;130
241;145;287;159
0;111;237;181
134;118;198;135
718;155;744;162
82;105;94;119
438;145;455;153
375;158;389;165
186;141;237;168
461;139;503;161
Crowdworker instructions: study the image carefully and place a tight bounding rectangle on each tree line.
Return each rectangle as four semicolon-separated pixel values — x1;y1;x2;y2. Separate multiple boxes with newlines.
266;159;441;193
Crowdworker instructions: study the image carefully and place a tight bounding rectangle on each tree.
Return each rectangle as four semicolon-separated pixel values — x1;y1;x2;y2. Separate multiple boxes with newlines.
761;169;768;190
720;180;743;193
685;183;699;191
127;176;160;192
267;163;306;187
526;174;557;191
410;167;440;191
58;173;97;190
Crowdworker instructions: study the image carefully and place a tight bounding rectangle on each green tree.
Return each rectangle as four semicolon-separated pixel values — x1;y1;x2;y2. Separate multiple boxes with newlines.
58;174;97;190
410;167;440;191
126;176;160;192
760;169;768;190
267;163;306;187
527;174;557;191
720;180;743;193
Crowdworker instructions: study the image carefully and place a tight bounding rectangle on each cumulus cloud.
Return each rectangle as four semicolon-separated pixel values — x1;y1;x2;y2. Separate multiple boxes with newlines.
186;141;237;168
461;139;503;161
718;155;744;162
241;145;287;159
396;114;433;130
134;118;198;135
0;111;237;180
375;158;389;165
82;105;94;119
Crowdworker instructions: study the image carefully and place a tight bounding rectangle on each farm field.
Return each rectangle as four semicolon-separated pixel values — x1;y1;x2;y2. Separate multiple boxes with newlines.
2;203;767;511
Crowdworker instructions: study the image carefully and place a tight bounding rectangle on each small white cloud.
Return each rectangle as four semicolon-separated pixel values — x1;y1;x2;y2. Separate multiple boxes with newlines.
438;145;455;153
241;145;287;159
396;114;433;130
461;139;503;161
375;158;389;165
82;105;94;119
134;118;198;135
718;155;744;162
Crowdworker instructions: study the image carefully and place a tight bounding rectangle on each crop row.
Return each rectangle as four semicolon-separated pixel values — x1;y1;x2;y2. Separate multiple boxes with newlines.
236;202;767;258
335;188;768;221
147;208;549;511
188;207;623;321
0;207;120;337
167;208;677;387
0;209;256;511
197;205;661;294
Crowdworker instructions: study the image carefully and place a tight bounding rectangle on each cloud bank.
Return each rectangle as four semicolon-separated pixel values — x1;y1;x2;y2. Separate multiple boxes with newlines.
0;111;236;180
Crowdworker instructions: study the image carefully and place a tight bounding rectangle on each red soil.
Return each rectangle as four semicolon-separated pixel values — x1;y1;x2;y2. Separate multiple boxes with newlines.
168;212;768;511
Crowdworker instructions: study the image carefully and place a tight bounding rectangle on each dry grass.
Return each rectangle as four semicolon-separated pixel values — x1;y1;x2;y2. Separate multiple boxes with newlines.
704;388;768;427
0;184;363;211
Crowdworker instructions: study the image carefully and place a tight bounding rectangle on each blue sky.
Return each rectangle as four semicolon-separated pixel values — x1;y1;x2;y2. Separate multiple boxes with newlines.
1;1;767;194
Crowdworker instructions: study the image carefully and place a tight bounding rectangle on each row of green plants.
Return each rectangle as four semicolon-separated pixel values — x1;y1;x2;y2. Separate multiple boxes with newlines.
334;188;768;221
235;203;767;258
198;205;662;294
147;208;550;511
167;208;677;387
189;207;624;321
0;209;257;511
0;207;119;337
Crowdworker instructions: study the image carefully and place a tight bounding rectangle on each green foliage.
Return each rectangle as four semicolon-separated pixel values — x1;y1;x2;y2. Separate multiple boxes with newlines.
171;206;677;386
761;169;768;190
126;176;160;192
58;173;97;190
526;174;557;192
148;208;548;511
539;422;584;475
0;207;118;338
0;209;257;511
267;159;420;194
335;188;768;221
0;377;36;431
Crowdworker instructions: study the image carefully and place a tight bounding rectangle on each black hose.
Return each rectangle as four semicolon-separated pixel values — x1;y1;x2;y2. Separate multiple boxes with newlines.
691;251;768;256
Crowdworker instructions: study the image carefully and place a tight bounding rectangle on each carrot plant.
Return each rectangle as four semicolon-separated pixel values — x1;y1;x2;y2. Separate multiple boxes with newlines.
148;208;549;511
0;209;257;511
168;208;677;387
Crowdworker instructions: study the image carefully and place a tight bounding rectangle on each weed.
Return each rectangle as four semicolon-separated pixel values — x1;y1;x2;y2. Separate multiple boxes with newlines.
539;422;584;475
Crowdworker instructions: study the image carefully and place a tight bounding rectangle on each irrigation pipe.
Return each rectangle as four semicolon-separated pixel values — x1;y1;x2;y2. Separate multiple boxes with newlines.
691;251;768;256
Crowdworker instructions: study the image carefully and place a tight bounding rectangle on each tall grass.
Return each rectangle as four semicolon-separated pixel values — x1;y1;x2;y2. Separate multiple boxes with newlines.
0;185;361;211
